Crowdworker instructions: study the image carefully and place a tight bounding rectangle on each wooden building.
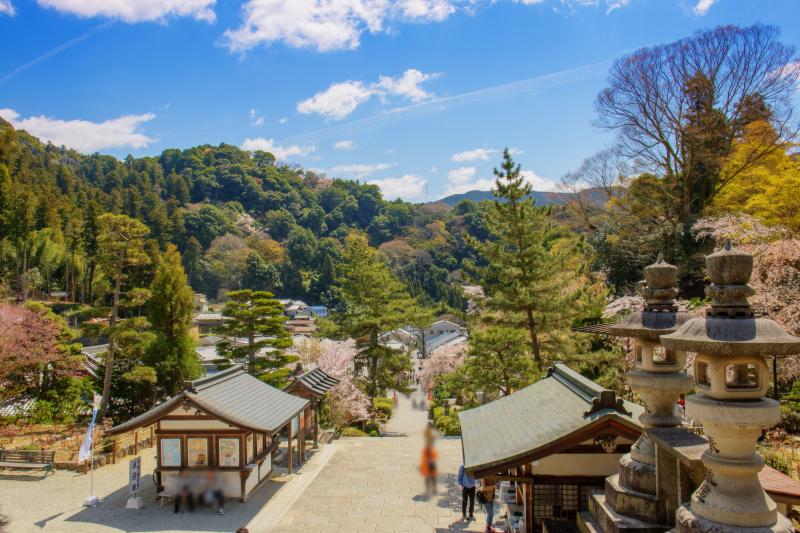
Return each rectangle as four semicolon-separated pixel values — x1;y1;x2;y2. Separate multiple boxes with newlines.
108;365;309;501
459;363;643;532
284;366;339;448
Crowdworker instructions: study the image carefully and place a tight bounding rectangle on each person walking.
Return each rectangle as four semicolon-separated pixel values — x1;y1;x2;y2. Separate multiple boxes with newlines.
420;423;438;496
457;464;476;521
477;479;497;533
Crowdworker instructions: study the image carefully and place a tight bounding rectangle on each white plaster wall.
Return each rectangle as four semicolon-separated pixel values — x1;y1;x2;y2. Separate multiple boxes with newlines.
531;453;623;476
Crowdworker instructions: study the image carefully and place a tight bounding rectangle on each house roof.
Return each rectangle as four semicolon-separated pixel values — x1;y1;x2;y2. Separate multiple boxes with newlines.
286;366;340;396
108;365;308;435
426;331;468;352
459;362;643;476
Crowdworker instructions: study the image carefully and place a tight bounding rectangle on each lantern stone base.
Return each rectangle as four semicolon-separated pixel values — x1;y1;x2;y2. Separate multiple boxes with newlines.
619;453;656;494
605;473;668;524
675;505;793;533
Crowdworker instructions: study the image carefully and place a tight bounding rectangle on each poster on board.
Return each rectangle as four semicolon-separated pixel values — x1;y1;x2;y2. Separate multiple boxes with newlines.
218;438;239;467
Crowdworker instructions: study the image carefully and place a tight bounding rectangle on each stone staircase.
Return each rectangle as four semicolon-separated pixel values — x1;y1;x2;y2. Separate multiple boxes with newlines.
576;455;671;533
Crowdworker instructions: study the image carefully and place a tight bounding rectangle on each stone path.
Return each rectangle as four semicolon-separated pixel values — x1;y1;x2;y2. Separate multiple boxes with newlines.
263;387;487;532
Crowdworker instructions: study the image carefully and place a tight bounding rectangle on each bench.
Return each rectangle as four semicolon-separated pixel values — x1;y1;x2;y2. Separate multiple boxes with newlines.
0;449;56;476
157;475;180;508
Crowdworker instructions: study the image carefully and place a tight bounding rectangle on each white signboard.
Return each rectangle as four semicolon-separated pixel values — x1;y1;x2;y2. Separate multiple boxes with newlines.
129;457;141;495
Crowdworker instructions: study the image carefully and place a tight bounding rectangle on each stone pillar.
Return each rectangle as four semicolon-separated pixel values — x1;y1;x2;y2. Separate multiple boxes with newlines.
608;254;693;496
662;242;798;532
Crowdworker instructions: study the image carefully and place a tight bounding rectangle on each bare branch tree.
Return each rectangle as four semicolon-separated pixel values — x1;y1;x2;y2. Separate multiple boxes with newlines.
595;24;798;220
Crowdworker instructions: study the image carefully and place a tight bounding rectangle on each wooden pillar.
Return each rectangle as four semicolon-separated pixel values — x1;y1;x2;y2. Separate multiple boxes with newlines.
134;430;139;455
112;439;117;464
149;426;154;447
286;422;293;474
524;465;534;533
299;412;306;462
313;398;319;448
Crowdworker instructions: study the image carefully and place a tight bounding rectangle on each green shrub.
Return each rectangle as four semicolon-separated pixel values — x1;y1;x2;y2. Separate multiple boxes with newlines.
434;414;461;436
779;405;800;434
760;447;793;476
368;430;379;437
372;398;393;419
340;427;368;437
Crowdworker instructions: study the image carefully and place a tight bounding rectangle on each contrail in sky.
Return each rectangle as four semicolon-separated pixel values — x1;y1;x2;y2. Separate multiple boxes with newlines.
1;21;113;85
279;58;613;145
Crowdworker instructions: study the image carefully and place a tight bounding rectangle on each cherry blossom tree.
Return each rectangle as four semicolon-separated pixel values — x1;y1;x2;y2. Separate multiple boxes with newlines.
313;338;370;433
418;345;466;393
0;303;62;401
318;338;358;379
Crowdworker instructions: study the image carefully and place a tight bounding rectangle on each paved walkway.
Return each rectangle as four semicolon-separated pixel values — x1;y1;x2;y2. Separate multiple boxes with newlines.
262;388;486;532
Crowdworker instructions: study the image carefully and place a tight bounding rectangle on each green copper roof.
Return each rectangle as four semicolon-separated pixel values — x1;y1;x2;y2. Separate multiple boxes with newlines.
459;362;643;476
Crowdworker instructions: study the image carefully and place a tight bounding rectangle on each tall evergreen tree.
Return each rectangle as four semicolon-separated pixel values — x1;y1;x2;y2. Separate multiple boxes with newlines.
145;244;200;395
96;213;150;418
473;149;602;369
216;289;294;387
334;234;428;399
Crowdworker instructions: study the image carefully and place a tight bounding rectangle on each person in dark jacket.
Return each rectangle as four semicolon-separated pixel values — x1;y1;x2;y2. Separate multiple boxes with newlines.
457;464;476;521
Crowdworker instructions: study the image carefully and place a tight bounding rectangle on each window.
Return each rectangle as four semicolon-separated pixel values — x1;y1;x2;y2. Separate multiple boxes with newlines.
218;438;240;467
187;438;209;467
160;438;182;467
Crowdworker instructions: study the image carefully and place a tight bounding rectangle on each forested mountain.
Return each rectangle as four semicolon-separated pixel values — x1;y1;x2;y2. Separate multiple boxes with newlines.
435;187;608;208
0;118;489;311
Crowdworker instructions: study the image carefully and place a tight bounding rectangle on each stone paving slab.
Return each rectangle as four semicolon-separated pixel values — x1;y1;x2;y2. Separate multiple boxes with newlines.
270;388;489;532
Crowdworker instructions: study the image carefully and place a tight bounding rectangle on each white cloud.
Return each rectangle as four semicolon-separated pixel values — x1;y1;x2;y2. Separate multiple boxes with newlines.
376;69;434;102
0;0;15;16
241;137;316;160
334;140;354;150
223;0;458;53
249;109;265;127
331;162;392;177
368;174;426;200
605;0;630;13
0;108;156;153
692;0;715;15
278;116;288;124
223;0;386;53
520;169;558;191
394;0;455;22
297;81;373;120
37;0;216;22
297;68;436;120
441;165;557;196
443;166;495;196
451;148;496;162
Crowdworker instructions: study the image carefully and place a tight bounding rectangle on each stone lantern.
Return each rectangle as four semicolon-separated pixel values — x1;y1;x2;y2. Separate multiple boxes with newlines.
606;253;693;497
661;242;799;532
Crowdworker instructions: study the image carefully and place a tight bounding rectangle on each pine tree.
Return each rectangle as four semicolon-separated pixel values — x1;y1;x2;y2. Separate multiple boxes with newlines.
216;289;295;387
96;213;150;418
334;234;428;399
473;149;603;369
146;244;201;395
463;326;537;397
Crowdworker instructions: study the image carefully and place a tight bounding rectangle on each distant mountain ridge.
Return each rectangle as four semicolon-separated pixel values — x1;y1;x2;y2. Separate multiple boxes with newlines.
434;187;608;207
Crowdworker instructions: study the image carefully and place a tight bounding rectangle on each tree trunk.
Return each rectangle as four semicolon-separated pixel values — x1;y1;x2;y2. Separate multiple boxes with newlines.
98;262;122;420
20;245;28;302
526;307;542;369
248;332;255;374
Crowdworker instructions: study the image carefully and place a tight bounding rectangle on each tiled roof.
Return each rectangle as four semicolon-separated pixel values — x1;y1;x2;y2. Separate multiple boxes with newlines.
459;362;643;475
289;366;340;396
758;465;800;503
109;365;308;435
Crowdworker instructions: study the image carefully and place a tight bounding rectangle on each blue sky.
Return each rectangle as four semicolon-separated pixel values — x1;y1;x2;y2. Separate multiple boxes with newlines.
1;0;799;201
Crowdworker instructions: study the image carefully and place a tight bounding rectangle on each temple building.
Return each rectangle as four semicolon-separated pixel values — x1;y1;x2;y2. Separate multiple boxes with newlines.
107;365;309;501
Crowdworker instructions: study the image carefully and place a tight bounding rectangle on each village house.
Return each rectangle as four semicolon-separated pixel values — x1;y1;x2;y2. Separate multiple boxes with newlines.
107;365;310;502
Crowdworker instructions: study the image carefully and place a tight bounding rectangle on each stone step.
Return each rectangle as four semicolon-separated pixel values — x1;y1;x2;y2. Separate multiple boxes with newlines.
577;511;602;533
588;491;671;533
605;474;667;525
